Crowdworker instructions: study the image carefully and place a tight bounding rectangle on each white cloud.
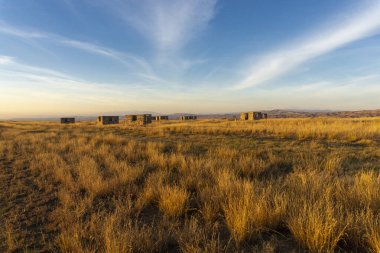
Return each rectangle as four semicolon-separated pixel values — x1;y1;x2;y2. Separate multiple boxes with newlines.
59;39;154;73
236;2;380;89
0;57;156;117
0;21;157;76
0;57;187;101
0;22;143;64
0;59;107;91
0;10;213;86
0;55;14;65
62;0;79;15
0;21;46;38
61;39;124;60
0;21;194;91
109;0;217;51
0;57;206;118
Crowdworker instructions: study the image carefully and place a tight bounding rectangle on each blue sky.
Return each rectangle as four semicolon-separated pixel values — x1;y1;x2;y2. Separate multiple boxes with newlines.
1;0;380;118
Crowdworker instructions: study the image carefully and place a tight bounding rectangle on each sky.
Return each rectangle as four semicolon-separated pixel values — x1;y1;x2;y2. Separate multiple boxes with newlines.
1;0;380;118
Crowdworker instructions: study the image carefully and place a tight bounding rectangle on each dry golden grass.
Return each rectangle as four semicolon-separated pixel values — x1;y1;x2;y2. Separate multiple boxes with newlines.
0;117;379;252
150;117;380;141
287;199;347;253
366;212;380;253
159;185;189;218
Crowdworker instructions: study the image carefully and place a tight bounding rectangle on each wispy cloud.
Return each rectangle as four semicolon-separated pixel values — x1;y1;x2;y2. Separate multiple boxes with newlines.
107;0;217;52
0;55;14;65
0;56;190;99
0;58;106;91
0;21;46;38
61;39;124;60
0;56;204;118
59;39;154;73
62;0;80;15
0;57;154;115
0;21;157;77
0;5;214;87
236;2;380;89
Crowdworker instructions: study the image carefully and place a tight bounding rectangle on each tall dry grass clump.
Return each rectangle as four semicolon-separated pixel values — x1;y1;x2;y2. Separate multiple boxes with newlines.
337;171;380;250
222;181;254;243
285;170;349;252
158;185;189;218
347;171;380;210
287;200;347;253
219;172;286;244
365;211;380;253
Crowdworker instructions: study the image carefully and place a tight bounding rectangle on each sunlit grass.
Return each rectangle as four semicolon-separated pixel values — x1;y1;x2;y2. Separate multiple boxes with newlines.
0;117;379;252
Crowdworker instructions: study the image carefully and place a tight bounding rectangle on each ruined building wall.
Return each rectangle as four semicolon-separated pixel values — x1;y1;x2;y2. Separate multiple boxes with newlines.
98;116;119;125
242;112;267;120
60;118;75;124
181;115;197;120
125;114;152;125
153;116;169;121
240;113;248;120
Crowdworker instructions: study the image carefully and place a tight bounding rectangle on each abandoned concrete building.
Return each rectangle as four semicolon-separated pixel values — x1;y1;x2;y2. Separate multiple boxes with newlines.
152;116;169;121
240;112;267;120
240;113;248;120
247;112;261;120
60;118;75;124
125;114;152;125
97;116;119;125
181;115;197;120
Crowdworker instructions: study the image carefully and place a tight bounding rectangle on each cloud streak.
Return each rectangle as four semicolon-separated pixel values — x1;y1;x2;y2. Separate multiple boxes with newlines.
0;21;152;74
0;57;107;91
236;2;380;89
0;56;207;118
59;39;154;74
0;56;191;102
0;3;217;88
0;21;193;88
0;21;46;38
0;55;14;65
108;0;217;52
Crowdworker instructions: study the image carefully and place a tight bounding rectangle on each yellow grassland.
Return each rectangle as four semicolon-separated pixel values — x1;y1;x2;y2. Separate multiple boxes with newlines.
0;117;379;252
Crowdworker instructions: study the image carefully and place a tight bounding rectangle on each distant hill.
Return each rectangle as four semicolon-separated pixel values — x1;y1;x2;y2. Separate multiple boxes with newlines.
6;109;380;121
192;109;380;119
264;109;380;118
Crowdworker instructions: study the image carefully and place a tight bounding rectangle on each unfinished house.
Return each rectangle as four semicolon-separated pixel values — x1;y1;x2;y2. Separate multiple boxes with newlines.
180;115;197;120
240;113;248;120
97;116;119;125
248;112;262;120
153;116;169;121
60;118;75;124
125;114;152;125
241;112;266;120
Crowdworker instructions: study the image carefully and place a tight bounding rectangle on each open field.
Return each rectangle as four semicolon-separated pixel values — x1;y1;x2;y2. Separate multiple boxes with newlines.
1;118;380;252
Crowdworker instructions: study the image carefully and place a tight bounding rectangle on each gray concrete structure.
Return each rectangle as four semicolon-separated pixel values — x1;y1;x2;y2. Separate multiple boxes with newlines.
97;116;119;125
